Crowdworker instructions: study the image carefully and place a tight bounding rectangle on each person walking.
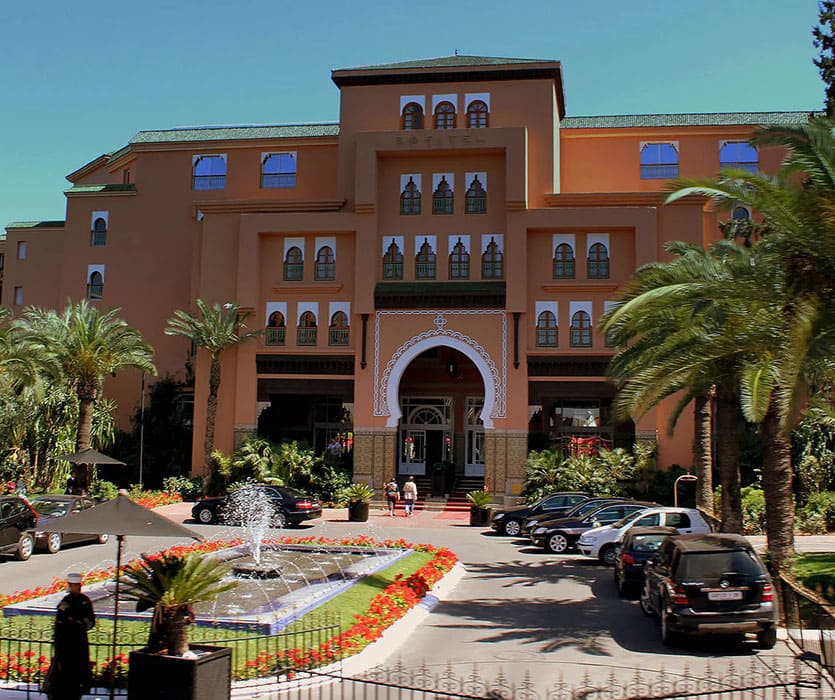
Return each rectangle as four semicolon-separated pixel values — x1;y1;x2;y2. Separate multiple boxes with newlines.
385;477;399;516
47;572;95;700
402;475;418;517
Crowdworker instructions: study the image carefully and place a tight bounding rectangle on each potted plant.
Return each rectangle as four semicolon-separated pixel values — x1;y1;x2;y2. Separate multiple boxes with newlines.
122;551;239;700
467;489;493;527
339;482;375;522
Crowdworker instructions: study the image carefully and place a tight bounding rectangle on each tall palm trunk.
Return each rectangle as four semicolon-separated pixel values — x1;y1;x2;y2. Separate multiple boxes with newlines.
693;392;714;514
760;401;796;579
203;354;221;484
715;385;743;533
76;381;98;491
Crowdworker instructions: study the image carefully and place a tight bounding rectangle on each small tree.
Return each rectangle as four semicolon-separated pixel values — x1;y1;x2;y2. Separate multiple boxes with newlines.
814;0;835;116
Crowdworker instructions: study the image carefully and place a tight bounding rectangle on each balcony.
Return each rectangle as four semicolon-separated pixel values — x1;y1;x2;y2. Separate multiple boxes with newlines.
297;327;318;346
265;327;286;346
328;327;349;346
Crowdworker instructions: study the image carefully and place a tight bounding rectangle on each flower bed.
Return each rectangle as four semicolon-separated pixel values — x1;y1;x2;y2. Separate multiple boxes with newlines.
131;490;183;508
0;536;458;683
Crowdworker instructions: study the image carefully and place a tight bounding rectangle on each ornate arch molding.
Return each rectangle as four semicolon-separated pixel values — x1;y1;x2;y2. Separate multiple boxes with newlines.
374;310;507;428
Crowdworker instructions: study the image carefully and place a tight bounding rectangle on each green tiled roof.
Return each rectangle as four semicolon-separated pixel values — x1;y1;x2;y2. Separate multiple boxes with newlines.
6;220;65;229
65;184;137;194
341;55;553;71
131;123;339;144
561;111;819;129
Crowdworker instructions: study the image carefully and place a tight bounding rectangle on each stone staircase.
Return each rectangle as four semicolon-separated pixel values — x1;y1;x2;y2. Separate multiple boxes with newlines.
370;474;485;513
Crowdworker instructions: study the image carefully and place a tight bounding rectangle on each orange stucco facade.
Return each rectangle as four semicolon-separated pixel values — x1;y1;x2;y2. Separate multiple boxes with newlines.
2;56;808;497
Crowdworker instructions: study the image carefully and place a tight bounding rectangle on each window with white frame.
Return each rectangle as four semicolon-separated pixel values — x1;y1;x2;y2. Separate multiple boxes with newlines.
415;237;436;279
570;304;593;348
465;173;487;213
91;211;108;247
536;309;558;347
315;244;335;281
481;235;503;279
192;154;227;190
297;307;318;346
402;102;424;130
640;142;678;179
432;174;453;215
328;304;350;346
588;242;610;279
87;265;104;301
383;237;404;279
284;246;304;281
434;101;456;129
400;175;421;215
262;152;297;188
449;237;470;279
266;309;286;346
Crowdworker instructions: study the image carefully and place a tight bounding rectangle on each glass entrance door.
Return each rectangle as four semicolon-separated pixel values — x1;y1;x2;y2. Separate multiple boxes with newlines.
465;397;485;476
399;397;453;475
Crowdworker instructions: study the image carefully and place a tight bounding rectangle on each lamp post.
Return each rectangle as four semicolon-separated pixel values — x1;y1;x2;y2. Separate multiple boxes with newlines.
674;473;698;508
138;372;146;489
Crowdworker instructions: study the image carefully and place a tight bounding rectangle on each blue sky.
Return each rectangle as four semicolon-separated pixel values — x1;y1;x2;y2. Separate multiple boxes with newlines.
1;0;824;229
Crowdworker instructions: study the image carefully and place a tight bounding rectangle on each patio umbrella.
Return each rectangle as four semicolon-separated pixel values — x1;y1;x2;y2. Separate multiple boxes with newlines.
46;493;202;697
55;448;127;465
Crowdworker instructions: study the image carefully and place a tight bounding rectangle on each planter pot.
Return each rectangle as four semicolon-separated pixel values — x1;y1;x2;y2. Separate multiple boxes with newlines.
128;644;232;700
469;506;491;527
348;500;370;522
431;471;446;497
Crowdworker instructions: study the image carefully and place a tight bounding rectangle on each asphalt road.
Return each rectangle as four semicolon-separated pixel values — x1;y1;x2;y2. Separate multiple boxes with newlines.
1;506;828;694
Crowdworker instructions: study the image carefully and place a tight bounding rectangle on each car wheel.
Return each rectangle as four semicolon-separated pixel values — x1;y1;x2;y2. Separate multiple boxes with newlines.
16;534;34;561
97;533;109;544
46;533;62;554
639;585;655;617
661;607;679;646
196;507;216;524
273;511;288;528
546;532;569;553
503;519;521;537
599;544;617;566
756;627;777;649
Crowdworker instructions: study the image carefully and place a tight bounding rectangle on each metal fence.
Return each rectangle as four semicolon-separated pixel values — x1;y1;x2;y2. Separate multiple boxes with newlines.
778;574;835;679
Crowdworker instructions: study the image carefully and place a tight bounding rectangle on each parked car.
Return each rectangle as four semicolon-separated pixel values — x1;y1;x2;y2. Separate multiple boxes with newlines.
577;507;713;565
29;495;110;553
191;485;322;527
613;526;678;596
490;492;590;536
523;497;629;535
530;501;655;553
0;495;38;560
640;534;777;648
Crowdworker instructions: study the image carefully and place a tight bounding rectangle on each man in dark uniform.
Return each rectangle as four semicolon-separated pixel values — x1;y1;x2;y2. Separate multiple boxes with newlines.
49;572;95;700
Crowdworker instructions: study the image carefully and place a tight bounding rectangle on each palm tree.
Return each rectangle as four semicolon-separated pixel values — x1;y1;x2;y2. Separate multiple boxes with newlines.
122;552;237;655
14;301;156;487
165;300;262;484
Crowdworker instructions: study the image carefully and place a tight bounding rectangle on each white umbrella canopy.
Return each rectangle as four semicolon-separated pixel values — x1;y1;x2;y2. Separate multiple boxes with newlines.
48;494;203;698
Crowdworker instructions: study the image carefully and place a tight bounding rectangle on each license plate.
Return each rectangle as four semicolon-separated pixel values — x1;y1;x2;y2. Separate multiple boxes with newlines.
707;590;743;601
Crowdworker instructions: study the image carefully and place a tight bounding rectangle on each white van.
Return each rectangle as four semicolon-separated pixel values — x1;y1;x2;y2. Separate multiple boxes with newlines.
576;507;712;565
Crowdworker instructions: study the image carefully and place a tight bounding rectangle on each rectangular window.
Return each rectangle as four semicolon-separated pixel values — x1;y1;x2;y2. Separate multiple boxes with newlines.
192;154;227;190
13;287;23;305
17;242;26;260
537;328;558;347
720;141;758;174
640;143;679;179
383;261;403;279
262;152;297;188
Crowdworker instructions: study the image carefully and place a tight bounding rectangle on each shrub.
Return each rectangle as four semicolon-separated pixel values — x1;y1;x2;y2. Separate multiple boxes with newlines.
89;479;119;501
798;491;835;532
741;486;766;535
466;490;493;508
162;475;203;501
522;447;634;502
337;482;375;504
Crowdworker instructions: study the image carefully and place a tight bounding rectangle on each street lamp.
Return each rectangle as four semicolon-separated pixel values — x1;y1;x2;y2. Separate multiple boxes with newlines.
674;473;698;508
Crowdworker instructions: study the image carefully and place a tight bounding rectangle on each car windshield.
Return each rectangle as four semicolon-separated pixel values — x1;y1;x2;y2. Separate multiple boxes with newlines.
676;550;764;580
630;534;669;552
569;500;608;517
613;511;645;528
32;499;69;517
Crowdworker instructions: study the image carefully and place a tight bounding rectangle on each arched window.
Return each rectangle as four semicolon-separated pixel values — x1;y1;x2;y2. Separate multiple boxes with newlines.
91;217;107;247
481;238;503;279
415;238;436;279
261;152;297;188
383;239;404;280
432;177;453;215
192;154;226;190
587;243;610;279
297;311;317;346
315;246;335;281
449;238;470;279
720;142;758;174
329;310;349;346
87;271;103;300
266;311;285;346
434;101;456;129
466;100;489;128
536;311;557;347
732;206;751;220
640;143;678;179
570;310;592;347
465;176;486;214
402;102;424;130
400;177;421;215
284;246;304;280
553;243;575;279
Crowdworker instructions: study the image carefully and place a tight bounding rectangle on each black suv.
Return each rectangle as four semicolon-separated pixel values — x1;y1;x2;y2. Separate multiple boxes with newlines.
191;485;322;527
0;495;38;560
489;492;590;536
640;534;777;648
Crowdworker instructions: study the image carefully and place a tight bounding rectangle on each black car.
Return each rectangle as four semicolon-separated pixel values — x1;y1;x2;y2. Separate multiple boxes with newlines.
191;485;322;527
523;497;629;535
0;495;38;560
613;526;677;596
489;492;590;536
30;495;110;553
529;501;654;553
640;534;777;648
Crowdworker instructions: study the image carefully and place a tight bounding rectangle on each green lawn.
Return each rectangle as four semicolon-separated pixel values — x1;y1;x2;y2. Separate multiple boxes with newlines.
795;552;835;604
